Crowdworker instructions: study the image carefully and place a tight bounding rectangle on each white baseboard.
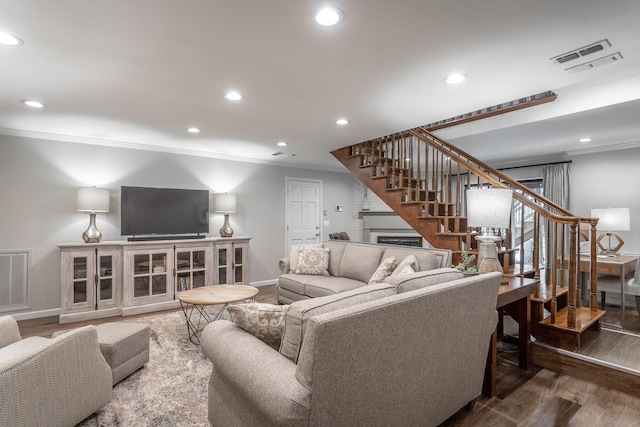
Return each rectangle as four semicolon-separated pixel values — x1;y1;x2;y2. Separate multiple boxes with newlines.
250;279;277;287
9;308;61;321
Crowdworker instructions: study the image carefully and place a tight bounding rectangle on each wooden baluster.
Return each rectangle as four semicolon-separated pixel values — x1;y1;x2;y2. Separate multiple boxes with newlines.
567;222;578;328
590;221;598;312
550;222;558;324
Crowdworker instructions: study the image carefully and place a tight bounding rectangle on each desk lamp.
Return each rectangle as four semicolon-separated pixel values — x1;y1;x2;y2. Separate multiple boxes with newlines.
77;186;110;243
466;188;513;274
591;207;630;254
214;193;237;237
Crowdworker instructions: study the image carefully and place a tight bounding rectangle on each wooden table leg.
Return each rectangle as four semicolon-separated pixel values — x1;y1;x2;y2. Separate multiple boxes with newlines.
517;295;531;370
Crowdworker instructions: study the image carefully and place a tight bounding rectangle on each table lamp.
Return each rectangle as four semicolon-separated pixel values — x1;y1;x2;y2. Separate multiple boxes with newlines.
214;193;237;237
466;188;513;273
77;186;110;243
591;207;630;254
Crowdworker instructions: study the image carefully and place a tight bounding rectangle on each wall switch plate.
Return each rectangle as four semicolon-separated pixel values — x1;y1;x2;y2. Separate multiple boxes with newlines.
335;205;343;212
323;220;330;226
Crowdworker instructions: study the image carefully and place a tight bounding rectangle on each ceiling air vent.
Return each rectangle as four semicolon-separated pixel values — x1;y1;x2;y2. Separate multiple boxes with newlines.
551;39;611;65
566;52;623;74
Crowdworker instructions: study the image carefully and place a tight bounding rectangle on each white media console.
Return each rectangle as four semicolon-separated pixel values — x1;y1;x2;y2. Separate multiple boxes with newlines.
58;236;250;324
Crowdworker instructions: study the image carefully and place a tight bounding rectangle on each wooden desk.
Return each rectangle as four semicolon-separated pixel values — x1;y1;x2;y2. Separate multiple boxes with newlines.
483;276;538;397
580;254;638;329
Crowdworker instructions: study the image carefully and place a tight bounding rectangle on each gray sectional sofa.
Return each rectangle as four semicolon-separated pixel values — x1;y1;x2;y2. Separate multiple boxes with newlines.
277;240;459;303
202;271;503;426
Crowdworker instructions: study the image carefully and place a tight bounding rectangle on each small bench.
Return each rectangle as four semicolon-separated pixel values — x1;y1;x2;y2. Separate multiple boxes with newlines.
96;322;150;385
52;321;149;385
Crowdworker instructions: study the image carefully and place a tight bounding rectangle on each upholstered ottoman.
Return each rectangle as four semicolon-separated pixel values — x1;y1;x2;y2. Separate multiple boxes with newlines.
96;322;150;385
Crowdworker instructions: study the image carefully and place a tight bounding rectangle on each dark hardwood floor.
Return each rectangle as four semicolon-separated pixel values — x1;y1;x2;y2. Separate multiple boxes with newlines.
16;285;640;426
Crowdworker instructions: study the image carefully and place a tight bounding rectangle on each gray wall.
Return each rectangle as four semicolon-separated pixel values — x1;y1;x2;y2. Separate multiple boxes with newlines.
501;146;640;255
0;135;354;318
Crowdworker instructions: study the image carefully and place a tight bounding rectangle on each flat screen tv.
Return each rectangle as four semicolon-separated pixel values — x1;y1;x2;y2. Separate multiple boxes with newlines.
121;186;209;239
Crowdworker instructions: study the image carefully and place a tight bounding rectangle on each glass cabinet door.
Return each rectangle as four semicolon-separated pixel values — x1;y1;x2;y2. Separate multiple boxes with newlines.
72;255;90;305
217;247;229;284
132;252;169;298
97;254;114;304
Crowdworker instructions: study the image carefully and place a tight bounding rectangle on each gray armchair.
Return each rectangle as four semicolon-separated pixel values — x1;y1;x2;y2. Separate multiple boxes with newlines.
0;316;112;427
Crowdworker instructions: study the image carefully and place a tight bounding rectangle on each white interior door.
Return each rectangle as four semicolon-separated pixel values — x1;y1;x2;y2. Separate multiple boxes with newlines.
285;178;322;254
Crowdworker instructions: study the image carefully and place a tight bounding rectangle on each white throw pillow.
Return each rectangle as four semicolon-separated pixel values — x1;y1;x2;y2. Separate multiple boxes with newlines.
289;243;323;273
391;254;417;276
368;256;397;284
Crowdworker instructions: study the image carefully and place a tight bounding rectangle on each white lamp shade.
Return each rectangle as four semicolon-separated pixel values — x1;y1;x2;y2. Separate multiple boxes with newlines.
77;186;110;212
466;188;513;229
214;193;237;213
591;207;630;231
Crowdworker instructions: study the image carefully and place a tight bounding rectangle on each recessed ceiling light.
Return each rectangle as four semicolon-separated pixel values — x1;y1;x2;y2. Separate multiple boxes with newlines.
336;118;349;125
315;7;343;26
187;127;201;133
578;137;592;143
0;32;24;46
225;91;242;101
22;100;45;108
277;141;288;147
444;73;467;85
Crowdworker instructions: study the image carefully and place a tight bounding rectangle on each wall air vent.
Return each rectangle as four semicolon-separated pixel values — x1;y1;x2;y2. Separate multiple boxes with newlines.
565;52;623;74
551;39;611;65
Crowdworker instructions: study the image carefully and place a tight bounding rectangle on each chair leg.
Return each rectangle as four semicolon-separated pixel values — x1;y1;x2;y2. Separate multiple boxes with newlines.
465;398;477;411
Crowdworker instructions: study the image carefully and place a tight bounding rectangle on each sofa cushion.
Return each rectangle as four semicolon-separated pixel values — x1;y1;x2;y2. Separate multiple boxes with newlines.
305;277;366;298
382;247;441;271
369;256;398;284
384;268;464;293
295;247;330;276
323;241;347;277
279;283;396;362
226;303;290;350
289;243;323;273
338;244;384;283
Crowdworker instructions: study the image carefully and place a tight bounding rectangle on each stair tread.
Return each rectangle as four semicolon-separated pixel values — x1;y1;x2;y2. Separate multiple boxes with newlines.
531;284;570;302
538;306;606;333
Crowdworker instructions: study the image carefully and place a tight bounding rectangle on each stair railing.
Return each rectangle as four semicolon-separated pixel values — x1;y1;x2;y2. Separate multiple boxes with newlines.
345;127;599;328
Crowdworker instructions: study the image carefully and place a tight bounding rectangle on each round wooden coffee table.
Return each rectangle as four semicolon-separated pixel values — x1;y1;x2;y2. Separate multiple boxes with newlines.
178;285;258;344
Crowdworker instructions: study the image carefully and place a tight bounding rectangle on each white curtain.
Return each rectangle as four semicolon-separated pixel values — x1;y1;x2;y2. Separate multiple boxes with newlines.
542;162;571;212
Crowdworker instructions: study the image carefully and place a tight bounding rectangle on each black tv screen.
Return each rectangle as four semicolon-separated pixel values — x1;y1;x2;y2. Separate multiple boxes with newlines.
121;186;209;237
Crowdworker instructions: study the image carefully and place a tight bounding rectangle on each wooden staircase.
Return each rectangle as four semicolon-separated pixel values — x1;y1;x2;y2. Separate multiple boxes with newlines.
331;127;605;351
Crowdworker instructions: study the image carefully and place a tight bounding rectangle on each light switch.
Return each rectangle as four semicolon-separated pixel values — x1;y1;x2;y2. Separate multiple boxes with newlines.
323;220;330;226
335;205;343;212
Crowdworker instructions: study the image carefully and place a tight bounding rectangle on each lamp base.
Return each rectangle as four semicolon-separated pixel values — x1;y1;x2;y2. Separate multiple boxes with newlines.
477;241;503;274
82;213;103;243
596;232;624;255
219;213;234;237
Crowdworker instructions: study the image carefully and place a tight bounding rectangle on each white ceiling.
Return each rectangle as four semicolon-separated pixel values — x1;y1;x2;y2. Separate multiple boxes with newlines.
2;0;640;172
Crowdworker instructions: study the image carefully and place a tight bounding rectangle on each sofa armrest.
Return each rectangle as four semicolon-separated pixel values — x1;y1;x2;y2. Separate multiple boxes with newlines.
383;267;464;292
201;320;310;424
279;257;291;273
0;325;112;427
0;315;21;349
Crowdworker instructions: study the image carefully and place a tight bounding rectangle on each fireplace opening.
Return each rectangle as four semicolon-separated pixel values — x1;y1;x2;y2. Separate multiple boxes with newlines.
377;236;423;247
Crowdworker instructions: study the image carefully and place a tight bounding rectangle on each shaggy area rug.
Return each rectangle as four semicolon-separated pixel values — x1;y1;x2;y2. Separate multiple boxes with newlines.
78;310;219;427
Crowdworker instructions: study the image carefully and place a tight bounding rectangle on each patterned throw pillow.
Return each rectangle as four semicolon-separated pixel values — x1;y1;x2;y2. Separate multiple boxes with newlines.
294;247;330;276
226;303;290;350
368;256;397;284
288;243;323;273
